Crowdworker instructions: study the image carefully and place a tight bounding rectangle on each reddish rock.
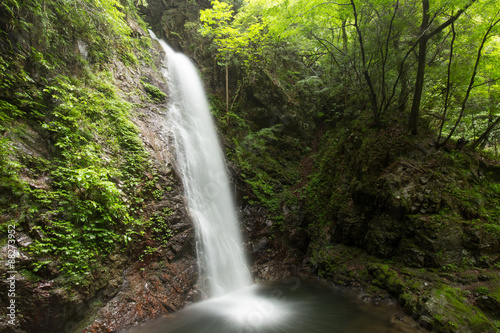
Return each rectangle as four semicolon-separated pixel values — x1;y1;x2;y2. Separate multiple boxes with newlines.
83;256;197;332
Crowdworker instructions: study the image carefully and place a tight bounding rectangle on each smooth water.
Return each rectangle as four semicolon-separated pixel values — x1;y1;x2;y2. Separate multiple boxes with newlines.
149;30;251;297
142;32;414;333
127;280;408;333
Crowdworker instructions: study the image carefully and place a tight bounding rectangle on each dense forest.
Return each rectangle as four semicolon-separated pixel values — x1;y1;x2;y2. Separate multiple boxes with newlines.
0;0;499;332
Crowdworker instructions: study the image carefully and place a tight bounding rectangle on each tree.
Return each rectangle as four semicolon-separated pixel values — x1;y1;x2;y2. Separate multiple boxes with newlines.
198;0;500;155
436;16;500;147
408;0;477;135
200;0;267;114
351;0;379;125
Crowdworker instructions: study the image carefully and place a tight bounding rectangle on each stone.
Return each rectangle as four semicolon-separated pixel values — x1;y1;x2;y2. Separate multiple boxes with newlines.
402;248;425;267
476;295;500;313
252;238;268;254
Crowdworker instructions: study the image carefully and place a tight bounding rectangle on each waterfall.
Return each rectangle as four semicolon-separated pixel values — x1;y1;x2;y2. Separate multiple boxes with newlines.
149;31;252;297
128;31;402;333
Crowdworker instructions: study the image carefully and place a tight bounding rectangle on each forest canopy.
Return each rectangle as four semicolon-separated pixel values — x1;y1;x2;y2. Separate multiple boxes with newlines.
200;0;500;152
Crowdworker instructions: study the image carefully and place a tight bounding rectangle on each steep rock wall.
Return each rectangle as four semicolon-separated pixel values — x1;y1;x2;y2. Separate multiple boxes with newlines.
0;2;198;332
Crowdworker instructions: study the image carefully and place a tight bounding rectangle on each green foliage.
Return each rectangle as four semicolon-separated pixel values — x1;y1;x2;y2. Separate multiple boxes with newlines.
0;138;28;200
232;123;302;216
474;286;490;295
149;209;174;243
0;54;43;125
122;51;139;66
4;73;156;281
200;0;267;65
0;0;160;283
199;0;500;146
141;80;167;103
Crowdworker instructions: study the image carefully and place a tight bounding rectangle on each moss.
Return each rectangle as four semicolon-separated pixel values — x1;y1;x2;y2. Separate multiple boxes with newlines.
309;243;365;281
19;269;43;282
400;292;419;313
458;271;479;283
490;287;500;301
141;80;167;103
121;51;139;66
425;285;493;332
367;263;407;295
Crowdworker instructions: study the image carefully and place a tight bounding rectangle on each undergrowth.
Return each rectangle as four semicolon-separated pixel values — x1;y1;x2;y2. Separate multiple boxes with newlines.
0;0;165;284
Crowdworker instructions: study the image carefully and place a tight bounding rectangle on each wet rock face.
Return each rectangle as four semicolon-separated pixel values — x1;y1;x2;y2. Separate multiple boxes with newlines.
141;0;211;52
0;129;198;333
239;204;310;283
83;256;197;332
79;37;199;332
298;126;500;332
476;294;500;314
0;248;127;332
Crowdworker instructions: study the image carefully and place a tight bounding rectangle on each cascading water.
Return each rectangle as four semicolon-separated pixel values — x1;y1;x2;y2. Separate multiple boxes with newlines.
130;32;415;333
149;30;252;297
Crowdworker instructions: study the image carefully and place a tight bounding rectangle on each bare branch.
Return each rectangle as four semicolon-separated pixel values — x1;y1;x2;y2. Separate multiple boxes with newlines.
472;78;500;89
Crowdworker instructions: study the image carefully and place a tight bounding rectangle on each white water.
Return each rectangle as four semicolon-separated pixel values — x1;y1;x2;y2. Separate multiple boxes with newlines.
149;31;252;297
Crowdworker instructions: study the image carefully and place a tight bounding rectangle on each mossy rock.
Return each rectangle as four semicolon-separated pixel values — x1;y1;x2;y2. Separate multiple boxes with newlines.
476;287;500;317
367;263;407;295
420;285;493;332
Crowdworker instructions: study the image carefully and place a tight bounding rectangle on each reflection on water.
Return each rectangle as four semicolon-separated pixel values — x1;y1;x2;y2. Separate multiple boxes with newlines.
126;280;418;333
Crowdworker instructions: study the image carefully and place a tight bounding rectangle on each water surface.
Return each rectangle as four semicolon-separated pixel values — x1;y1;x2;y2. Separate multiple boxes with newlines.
127;280;414;333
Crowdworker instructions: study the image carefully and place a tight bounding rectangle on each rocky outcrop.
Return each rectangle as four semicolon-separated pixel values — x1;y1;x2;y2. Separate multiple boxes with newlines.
82;256;197;332
290;122;500;332
139;0;211;52
303;123;500;269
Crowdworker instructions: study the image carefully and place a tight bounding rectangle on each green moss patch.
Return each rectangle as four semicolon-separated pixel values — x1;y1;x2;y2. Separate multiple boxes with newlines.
142;80;167;103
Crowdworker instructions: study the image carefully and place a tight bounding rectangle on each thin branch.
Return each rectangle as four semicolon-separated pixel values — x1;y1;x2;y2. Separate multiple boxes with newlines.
351;0;379;124
380;0;399;113
427;1;477;39
310;34;342;69
383;38;420;113
473;115;500;149
310;32;347;56
438;16;500;148
427;29;452;65
300;0;351;18
472;78;500;89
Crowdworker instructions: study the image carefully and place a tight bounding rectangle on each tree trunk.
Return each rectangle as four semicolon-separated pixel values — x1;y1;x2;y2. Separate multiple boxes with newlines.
351;0;379;125
225;63;229;124
380;0;399;113
409;0;476;135
342;20;348;109
480;83;495;149
342;20;348;54
436;22;456;146
397;62;409;113
408;0;429;135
